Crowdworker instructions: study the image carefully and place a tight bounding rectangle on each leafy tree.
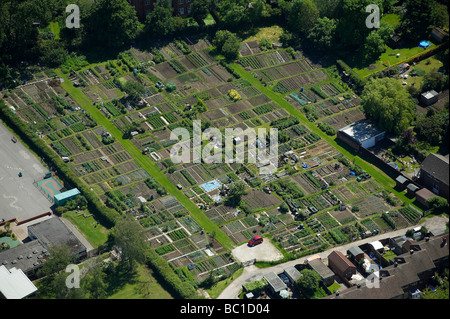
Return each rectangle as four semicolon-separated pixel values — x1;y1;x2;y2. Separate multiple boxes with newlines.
144;5;184;37
428;196;449;214
84;0;139;48
361;77;415;136
112;215;149;271
335;0;382;49
414;110;448;146
37;39;68;67
288;0;320;35
123;81;145;101
296;269;321;297
279;201;289;213
363;31;386;61
213;30;240;60
226;181;247;207
421;71;447;93
314;0;341;18
306;17;337;51
399;0;435;40
191;0;211;26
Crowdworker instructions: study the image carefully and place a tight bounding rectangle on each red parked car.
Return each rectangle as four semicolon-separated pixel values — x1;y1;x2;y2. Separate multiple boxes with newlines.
248;235;263;247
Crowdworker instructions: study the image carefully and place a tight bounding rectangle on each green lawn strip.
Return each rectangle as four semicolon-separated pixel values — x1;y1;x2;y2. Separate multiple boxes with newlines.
62;210;109;248
56;69;235;251
229;63;417;207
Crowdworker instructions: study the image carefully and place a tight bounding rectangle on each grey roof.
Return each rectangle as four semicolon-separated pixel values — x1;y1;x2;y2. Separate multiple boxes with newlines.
28;217;86;256
420;153;449;186
338;120;384;143
284;266;301;283
325;233;449;299
0;240;47;274
264;272;287;293
308;259;335;279
347;246;364;257
421;90;439;100
406;183;420;192
395;175;408;184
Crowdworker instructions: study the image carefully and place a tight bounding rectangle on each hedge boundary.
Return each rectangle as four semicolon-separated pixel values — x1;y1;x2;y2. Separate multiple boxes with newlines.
0;100;120;228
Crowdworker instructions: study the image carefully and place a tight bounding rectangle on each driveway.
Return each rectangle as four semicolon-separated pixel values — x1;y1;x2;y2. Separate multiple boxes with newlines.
231;239;284;264
218;215;449;299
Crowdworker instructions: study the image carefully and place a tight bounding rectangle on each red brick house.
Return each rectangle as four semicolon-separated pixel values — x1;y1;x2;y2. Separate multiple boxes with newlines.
418;153;449;200
327;251;357;283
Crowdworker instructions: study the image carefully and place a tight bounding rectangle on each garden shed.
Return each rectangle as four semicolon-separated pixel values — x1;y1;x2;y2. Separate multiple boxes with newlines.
264;271;287;294
420;90;439;106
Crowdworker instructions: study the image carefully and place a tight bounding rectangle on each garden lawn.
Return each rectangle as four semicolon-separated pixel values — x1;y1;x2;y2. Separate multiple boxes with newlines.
55;69;235;251
62;210;109;248
108;263;174;299
381;14;401;27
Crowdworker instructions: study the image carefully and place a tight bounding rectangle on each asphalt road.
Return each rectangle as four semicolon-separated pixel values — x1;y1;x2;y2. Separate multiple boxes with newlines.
0;121;54;222
218;215;449;299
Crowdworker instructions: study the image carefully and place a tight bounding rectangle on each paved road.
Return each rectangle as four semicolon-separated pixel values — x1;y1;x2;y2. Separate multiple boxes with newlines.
217;215;449;299
0;121;54;222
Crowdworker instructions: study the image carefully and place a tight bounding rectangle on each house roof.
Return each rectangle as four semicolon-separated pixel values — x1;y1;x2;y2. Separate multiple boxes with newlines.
407;183;420;192
347;246;364;257
420;153;449;186
284;266;302;283
325;234;449;299
328;251;356;273
415;187;437;202
421;90;439;100
395;175;408;184
264;272;287;293
0;266;37;299
308;259;335;279
54;188;81;201
338;120;384;144
0;240;47;274
370;240;384;251
28;217;86;256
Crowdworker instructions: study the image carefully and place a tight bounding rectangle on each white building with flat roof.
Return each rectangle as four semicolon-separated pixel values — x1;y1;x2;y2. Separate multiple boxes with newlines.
0;265;37;299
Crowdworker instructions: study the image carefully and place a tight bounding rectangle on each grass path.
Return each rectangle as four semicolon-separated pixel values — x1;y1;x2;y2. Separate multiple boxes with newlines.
228;62;418;208
56;69;235;251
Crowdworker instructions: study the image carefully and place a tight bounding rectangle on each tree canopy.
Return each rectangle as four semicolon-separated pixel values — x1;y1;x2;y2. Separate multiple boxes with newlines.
361;78;415;136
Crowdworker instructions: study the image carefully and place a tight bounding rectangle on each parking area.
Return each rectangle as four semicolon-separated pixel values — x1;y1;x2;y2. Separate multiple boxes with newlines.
231;239;284;263
0;121;54;222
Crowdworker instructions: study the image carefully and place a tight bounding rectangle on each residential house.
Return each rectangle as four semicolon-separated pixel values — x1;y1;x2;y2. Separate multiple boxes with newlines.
418;153;449;199
327;251;357;285
325;233;449;299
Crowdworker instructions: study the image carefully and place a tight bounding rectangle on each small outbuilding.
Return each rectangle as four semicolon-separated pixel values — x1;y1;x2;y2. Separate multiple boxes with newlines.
406;183;420;196
347;246;365;262
283;266;302;285
420;90;439;106
308;259;335;286
415;188;437;207
395;175;409;189
264;272;287;294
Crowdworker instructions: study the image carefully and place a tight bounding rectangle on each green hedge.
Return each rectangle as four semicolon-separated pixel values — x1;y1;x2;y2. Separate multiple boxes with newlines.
336;59;367;92
146;249;198;299
0;100;120;228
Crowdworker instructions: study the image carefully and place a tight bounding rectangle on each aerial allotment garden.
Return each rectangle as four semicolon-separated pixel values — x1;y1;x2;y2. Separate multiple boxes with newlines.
0;35;425;286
